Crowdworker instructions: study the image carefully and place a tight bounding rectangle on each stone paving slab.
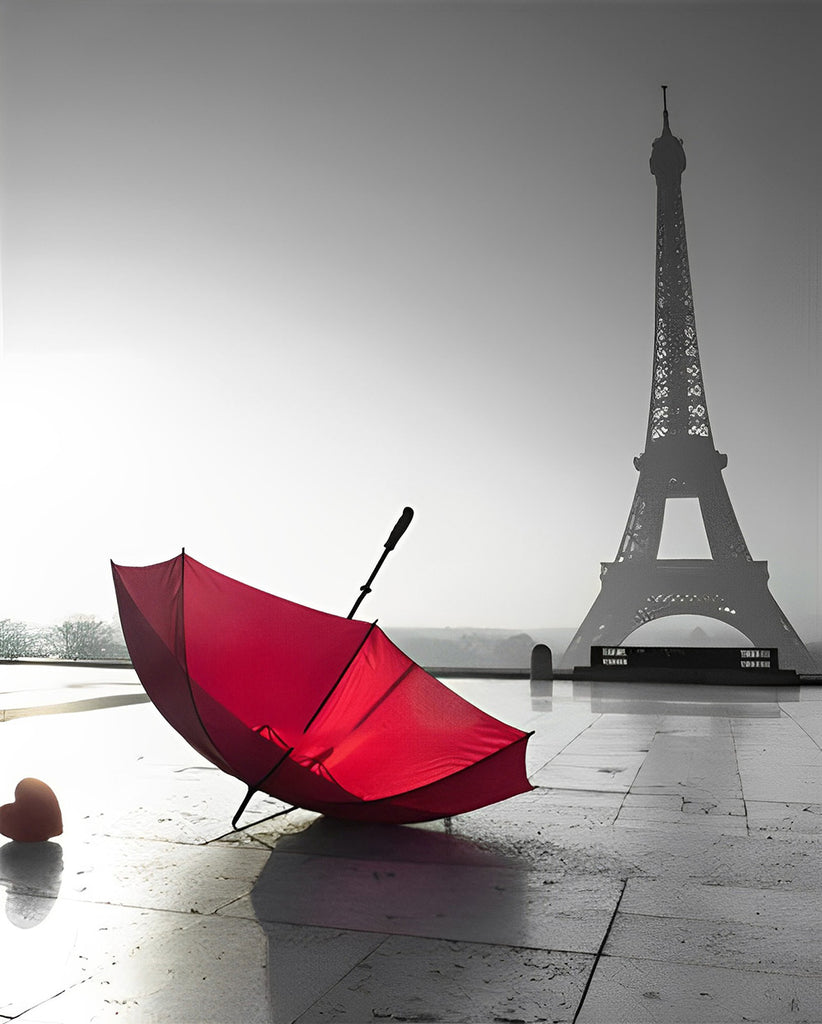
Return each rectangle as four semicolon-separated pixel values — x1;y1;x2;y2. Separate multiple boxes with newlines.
613;809;749;835
682;833;822;891
291;935;593;1024
631;729;743;802
550;751;649;774
58;836;269;915
620;877;822;929
521;715;602;773
447;789;624;842
0;891;81;1018
738;765;822;805
733;714;822;755
613;790;749;834
262;923;387;1024
225;848;624;953
0;895;269;1019
732;715;822;798
530;761;639;792
559;715;661;749
604;912;822;976
435;801;634;872
100;768;273;846
545;821;822;891
620;793;746;815
11;905;271;1023
576;957;822;1023
533;786;626;808
746;799;822;834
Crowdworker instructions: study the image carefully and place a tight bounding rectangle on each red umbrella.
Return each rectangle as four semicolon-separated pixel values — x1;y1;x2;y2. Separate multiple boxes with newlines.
111;546;532;827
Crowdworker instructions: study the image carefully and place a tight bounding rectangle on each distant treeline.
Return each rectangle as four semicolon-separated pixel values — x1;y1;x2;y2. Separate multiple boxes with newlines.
384;627;576;670
0;616;129;661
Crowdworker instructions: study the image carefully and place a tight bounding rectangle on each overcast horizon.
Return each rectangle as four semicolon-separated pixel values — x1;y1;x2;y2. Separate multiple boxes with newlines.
1;1;820;646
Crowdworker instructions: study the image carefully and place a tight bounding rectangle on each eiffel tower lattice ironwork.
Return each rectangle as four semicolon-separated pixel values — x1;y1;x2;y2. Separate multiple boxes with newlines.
561;90;816;674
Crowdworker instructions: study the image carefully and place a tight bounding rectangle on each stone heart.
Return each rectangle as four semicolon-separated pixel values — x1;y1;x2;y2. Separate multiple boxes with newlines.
0;778;63;842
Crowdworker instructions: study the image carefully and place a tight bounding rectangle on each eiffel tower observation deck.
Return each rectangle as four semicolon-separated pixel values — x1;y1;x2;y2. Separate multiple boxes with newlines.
561;90;816;674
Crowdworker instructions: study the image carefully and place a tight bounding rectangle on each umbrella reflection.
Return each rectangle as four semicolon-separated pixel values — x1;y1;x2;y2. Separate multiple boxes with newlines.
0;840;63;928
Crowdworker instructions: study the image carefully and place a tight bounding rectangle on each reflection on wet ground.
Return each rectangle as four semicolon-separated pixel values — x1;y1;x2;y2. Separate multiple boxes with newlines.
0;841;63;928
1;665;821;1022
531;678;798;716
0;663;148;720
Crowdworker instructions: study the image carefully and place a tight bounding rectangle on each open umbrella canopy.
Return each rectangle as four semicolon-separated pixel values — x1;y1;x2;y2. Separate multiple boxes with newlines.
112;553;533;825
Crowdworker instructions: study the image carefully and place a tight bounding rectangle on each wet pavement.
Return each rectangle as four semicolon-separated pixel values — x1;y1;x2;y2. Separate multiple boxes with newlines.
1;665;821;1022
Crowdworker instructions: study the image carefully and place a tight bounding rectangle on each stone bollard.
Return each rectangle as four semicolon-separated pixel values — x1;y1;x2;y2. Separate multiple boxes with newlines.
530;643;553;682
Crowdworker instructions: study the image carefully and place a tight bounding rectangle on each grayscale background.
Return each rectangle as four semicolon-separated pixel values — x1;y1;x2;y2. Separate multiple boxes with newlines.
1;0;819;642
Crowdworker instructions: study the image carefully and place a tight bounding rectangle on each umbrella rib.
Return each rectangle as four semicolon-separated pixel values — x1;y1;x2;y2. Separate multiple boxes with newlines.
302;620;378;733
232;745;296;830
176;550;265;781
176;550;228;768
347;664;414;733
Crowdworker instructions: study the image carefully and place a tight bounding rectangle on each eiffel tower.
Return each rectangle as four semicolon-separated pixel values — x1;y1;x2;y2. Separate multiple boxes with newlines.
561;90;816;674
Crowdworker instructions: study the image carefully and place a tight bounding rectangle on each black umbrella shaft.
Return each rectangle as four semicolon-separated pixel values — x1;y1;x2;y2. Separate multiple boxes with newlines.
347;548;389;620
346;507;414;620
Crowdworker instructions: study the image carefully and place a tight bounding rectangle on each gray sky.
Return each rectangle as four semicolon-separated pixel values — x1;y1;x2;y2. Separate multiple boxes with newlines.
1;0;820;640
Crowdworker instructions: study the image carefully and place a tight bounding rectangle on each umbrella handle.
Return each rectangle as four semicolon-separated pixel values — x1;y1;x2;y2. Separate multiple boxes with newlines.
347;507;414;619
384;506;414;551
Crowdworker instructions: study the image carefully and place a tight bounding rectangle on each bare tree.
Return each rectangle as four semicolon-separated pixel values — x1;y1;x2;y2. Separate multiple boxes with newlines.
0;619;34;660
51;615;124;660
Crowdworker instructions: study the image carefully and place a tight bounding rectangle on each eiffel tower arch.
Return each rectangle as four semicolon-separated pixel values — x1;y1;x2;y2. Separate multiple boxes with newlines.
560;90;816;674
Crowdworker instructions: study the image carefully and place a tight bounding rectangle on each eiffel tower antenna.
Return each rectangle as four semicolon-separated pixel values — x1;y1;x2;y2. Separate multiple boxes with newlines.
560;95;816;673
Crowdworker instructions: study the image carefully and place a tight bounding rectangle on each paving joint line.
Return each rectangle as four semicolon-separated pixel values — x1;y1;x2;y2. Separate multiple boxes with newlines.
728;718;750;836
549;714;605;761
571;877;627;1024
779;703;822;753
296;931;392;1022
529;714;604;775
612;726;660;825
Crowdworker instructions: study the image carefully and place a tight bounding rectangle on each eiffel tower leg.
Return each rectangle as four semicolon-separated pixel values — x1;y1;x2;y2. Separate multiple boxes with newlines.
559;569;651;671
718;578;817;674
